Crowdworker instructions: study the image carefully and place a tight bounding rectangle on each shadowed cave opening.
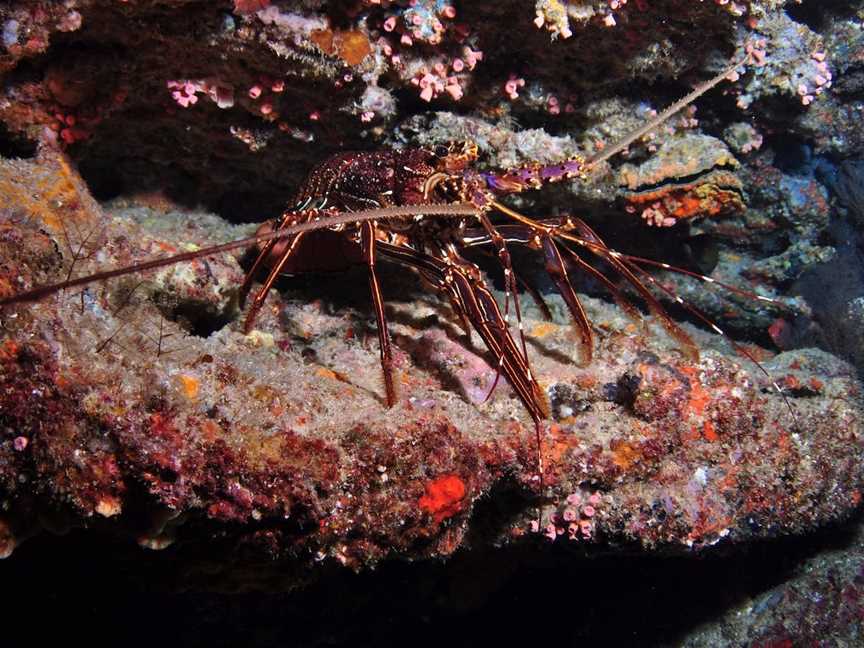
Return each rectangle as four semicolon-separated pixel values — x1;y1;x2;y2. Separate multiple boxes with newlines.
1;509;862;648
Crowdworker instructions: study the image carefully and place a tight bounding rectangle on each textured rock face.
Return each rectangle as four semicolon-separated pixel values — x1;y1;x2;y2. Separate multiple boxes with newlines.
0;154;862;577
0;0;862;612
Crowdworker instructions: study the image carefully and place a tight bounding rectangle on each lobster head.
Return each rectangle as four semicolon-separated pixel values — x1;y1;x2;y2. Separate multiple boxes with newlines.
430;140;479;174
421;140;495;209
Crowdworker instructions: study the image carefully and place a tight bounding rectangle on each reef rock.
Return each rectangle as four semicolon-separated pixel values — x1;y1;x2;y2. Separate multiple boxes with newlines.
0;153;862;581
0;5;863;623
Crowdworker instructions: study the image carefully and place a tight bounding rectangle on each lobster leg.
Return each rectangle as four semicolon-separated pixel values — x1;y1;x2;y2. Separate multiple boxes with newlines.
464;221;645;328
376;241;549;423
360;220;397;407
443;264;549;422
510;270;554;322
462;215;595;364
476;212;531;399
488;201;700;362
556;243;646;328
555;218;699;361
435;250;551;480
239;211;297;309
242;226;308;334
239;236;278;309
538;234;595;364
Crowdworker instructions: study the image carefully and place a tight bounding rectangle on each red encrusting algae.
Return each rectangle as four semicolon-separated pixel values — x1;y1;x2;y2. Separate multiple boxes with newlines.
419;474;466;524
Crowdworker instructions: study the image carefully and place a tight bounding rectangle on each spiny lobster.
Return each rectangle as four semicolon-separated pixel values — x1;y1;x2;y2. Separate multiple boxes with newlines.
0;56;791;477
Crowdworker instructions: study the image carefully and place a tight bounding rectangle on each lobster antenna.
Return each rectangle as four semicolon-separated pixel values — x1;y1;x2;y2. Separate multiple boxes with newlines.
586;55;748;168
0;203;479;306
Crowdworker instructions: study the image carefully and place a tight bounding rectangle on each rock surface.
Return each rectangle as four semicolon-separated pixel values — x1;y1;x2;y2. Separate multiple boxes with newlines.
1;1;864;643
0;153;861;578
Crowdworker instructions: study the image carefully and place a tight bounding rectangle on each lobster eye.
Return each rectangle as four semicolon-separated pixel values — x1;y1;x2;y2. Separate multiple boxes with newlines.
433;144;449;158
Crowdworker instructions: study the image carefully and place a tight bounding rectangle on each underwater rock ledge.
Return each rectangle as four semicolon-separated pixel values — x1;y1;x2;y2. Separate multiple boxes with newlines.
0;0;863;601
0;154;862;579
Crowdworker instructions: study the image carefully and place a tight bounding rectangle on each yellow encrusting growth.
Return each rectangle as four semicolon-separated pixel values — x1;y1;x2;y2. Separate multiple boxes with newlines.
0;151;103;235
530;322;560;339
177;374;200;400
